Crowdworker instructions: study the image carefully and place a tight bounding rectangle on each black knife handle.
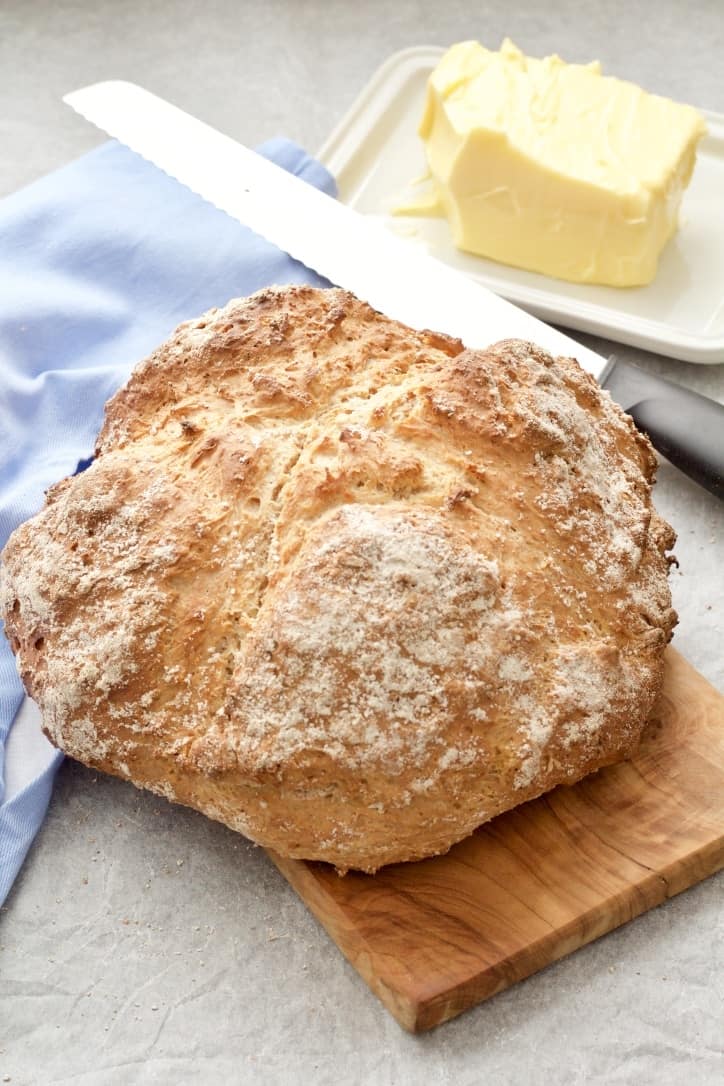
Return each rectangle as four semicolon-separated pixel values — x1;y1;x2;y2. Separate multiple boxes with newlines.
621;374;724;500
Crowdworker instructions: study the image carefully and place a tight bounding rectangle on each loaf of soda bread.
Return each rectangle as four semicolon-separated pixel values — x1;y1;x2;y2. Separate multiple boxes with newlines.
0;285;677;871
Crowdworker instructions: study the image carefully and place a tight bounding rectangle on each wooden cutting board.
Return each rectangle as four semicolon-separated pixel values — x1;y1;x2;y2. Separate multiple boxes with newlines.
268;648;724;1031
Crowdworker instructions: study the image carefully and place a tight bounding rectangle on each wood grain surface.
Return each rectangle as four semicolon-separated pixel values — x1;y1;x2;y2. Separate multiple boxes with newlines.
268;647;724;1031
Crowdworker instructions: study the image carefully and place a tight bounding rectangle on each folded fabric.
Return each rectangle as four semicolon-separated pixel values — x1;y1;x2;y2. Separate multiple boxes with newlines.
0;138;336;905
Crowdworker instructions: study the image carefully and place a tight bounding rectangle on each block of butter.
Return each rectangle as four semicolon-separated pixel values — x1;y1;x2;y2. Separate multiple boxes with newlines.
403;40;706;286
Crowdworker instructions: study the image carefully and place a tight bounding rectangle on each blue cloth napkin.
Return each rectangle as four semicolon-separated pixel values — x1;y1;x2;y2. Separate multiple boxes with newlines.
0;138;336;905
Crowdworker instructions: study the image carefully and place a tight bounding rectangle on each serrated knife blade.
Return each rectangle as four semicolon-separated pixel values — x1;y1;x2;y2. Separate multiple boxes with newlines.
62;80;606;377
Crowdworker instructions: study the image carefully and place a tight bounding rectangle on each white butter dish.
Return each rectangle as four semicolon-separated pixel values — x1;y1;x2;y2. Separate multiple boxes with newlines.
318;47;724;364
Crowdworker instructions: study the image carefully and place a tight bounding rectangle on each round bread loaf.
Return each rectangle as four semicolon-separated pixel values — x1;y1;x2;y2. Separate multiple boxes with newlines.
0;285;676;872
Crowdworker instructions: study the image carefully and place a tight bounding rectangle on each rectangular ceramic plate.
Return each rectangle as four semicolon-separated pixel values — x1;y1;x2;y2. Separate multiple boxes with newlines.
318;46;724;364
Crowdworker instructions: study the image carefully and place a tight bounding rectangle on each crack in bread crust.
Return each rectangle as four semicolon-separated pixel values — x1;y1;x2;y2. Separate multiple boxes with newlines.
0;286;677;872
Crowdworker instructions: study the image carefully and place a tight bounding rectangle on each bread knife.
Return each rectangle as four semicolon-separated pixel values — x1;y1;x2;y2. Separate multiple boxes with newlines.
63;80;724;500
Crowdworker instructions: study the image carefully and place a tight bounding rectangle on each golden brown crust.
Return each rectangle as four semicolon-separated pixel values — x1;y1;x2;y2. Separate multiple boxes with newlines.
0;286;677;872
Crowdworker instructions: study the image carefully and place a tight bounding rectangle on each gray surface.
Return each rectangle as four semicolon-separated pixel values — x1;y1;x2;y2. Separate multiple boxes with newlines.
1;1;723;1083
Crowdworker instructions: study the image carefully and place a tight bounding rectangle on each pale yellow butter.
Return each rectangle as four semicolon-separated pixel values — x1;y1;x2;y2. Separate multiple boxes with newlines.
404;39;706;286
